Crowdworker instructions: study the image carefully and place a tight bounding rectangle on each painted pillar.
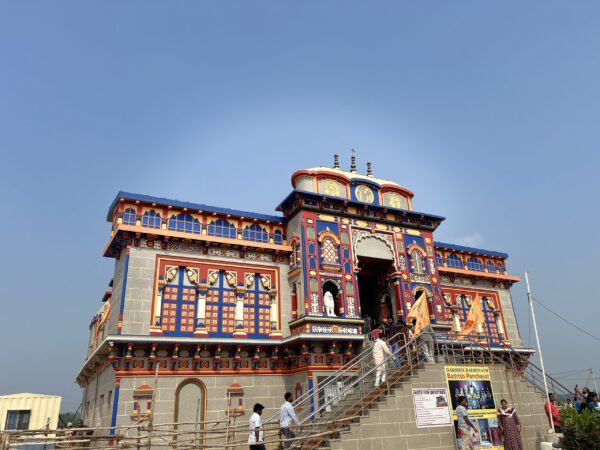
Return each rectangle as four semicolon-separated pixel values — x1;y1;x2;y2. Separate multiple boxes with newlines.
495;313;505;341
269;289;282;338
152;283;164;329
233;285;248;338
194;282;210;337
389;273;404;319
291;283;298;319
452;309;461;332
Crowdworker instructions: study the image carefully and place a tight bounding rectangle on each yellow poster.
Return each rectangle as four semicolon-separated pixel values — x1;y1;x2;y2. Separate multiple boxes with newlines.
444;365;503;450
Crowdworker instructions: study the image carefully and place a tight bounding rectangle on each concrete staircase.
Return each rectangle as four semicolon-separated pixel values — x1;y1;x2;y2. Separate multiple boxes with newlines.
319;363;553;450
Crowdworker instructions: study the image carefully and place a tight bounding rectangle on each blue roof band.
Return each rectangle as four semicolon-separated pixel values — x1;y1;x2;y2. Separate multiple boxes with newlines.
435;241;509;259
107;191;286;223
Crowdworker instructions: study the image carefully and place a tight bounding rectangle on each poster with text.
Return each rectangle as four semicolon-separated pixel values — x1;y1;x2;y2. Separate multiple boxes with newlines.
412;388;452;428
445;365;503;450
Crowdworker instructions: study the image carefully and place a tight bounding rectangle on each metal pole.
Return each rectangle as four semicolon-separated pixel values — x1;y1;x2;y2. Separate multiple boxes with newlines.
591;369;599;394
525;271;554;433
147;363;159;450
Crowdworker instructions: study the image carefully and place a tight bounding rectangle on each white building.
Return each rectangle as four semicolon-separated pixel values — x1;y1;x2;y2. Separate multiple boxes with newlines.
0;393;61;431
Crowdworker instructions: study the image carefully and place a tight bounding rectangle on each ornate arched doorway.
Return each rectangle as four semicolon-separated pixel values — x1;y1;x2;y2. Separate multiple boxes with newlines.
354;235;396;325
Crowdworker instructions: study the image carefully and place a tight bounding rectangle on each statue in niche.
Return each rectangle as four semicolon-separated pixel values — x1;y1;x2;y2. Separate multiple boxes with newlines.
323;290;337;317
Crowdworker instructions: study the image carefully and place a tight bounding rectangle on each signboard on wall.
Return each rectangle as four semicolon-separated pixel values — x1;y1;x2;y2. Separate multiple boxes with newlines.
411;388;452;428
445;365;504;449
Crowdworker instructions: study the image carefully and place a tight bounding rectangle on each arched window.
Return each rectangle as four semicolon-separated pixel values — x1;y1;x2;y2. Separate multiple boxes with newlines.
168;213;200;234
435;253;444;267
273;230;283;245
142;210;161;229
321;238;339;264
486;261;496;273
446;254;464;269
123;208;137;225
243;224;269;243
207;219;236;239
496;262;505;274
308;256;317;270
342;247;350;259
322;281;339;316
466;257;484;271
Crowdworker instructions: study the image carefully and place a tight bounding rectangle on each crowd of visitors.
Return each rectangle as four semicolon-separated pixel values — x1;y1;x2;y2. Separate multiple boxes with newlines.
542;385;600;435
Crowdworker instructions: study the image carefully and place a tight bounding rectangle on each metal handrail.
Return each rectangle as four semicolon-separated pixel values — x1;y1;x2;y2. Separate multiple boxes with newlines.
264;329;408;426
433;332;572;398
286;334;422;449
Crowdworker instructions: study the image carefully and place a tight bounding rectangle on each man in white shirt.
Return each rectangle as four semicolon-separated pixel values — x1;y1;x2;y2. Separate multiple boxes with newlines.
455;396;478;450
372;329;394;387
248;403;265;450
280;392;301;449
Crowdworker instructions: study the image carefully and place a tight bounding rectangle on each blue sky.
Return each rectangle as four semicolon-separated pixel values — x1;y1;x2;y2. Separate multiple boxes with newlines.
1;2;599;410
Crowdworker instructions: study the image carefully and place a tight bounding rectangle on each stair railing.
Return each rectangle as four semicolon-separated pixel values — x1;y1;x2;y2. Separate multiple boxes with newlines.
432;332;572;399
286;333;425;449
264;329;408;427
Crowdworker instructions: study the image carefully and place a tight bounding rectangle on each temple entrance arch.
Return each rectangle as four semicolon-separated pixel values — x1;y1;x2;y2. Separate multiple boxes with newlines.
356;257;395;326
354;233;397;327
353;234;395;264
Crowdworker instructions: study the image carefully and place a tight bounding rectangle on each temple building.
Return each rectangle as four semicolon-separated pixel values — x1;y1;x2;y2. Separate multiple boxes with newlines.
77;155;523;433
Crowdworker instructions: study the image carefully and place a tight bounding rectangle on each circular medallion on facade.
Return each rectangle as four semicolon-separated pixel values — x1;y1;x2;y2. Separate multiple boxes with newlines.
332;325;339;333
402;273;408;280
355;185;374;203
432;277;437;283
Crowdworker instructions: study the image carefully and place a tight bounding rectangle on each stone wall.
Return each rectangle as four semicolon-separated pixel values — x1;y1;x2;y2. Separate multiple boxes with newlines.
329;363;549;450
81;364;116;429
115;371;313;430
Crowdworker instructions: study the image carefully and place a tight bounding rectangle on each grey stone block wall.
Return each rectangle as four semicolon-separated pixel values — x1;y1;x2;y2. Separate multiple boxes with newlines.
81;365;116;429
329;363;549;450
114;373;310;430
106;252;126;336
497;289;522;347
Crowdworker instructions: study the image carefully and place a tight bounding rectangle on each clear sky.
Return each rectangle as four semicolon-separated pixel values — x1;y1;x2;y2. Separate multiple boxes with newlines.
1;2;599;411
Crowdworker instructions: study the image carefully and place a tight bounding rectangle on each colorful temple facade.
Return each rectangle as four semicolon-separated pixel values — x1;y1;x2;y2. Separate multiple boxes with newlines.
77;156;524;432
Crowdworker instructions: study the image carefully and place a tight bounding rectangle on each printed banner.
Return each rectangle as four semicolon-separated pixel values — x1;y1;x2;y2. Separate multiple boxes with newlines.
445;365;503;449
412;388;452;428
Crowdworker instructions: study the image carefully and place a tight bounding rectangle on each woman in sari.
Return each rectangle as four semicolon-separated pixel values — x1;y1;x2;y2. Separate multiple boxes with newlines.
497;399;523;450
